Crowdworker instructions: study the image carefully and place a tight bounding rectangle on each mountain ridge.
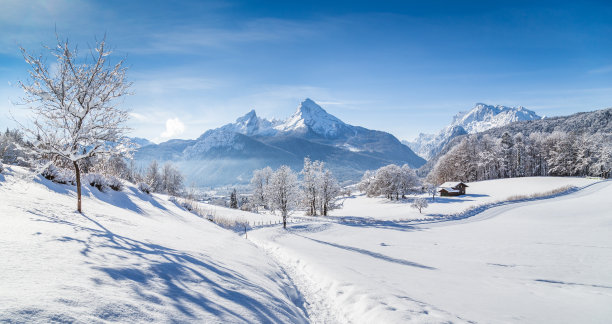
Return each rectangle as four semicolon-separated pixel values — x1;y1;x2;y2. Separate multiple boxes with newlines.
135;99;425;187
405;103;542;160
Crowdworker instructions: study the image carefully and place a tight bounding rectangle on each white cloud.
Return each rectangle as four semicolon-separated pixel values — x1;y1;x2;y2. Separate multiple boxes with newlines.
160;118;185;138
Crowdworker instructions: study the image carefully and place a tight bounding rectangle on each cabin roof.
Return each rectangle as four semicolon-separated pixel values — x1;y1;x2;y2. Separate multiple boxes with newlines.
438;187;460;193
439;181;469;188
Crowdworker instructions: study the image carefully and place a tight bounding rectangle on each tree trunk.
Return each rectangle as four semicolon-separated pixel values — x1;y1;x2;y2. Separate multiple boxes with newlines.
283;213;287;229
73;161;82;213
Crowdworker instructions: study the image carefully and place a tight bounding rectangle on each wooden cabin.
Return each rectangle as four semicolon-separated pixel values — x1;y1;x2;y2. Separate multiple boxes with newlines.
438;182;469;196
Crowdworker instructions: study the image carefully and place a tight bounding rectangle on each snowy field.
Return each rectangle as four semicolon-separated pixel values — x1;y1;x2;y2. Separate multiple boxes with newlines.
250;179;612;323
0;166;309;323
1;166;610;323
332;177;599;221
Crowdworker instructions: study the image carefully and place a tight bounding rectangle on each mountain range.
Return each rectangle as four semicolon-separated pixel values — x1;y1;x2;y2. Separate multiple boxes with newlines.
404;103;542;160
135;99;425;187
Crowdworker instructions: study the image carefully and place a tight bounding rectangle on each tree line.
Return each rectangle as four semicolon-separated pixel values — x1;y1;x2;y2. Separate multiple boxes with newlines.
249;158;342;228
428;131;612;184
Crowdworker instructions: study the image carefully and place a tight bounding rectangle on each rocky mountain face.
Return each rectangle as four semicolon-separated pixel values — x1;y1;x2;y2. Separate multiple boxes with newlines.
135;99;425;187
405;103;542;160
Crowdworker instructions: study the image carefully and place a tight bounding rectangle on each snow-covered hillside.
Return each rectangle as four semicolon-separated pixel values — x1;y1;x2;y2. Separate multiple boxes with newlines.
405;103;542;160
0;166;308;323
333;177;598;221
250;178;612;323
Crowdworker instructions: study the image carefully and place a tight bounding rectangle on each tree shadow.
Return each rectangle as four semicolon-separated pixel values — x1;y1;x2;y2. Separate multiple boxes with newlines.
289;230;436;270
30;210;308;323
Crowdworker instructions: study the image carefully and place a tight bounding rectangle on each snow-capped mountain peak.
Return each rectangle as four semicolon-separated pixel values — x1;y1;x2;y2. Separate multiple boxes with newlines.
405;103;541;160
275;98;348;137
219;109;278;136
451;103;541;133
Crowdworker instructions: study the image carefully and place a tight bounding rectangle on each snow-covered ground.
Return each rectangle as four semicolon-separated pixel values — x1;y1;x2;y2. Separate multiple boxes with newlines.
0;166;308;323
2;166;610;323
250;179;612;323
332;177;599;221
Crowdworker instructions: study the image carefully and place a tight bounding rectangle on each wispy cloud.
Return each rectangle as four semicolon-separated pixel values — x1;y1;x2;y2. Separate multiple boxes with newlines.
588;65;612;74
127;18;318;54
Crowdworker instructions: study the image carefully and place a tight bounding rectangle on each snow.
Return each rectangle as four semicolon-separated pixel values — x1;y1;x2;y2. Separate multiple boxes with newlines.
274;98;348;137
2;166;610;323
250;178;612;323
0;166;308;323
406;103;542;160
332;177;598;221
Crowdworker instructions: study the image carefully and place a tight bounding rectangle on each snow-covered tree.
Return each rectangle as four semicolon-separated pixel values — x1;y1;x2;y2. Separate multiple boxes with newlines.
229;189;238;209
19;35;131;213
301;157;323;216
411;197;428;214
161;163;183;195
250;166;273;211
423;182;438;201
265;165;299;228
318;169;341;216
146;160;162;192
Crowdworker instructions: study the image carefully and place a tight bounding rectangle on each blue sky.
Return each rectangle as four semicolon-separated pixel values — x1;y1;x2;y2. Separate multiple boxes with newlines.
1;0;612;142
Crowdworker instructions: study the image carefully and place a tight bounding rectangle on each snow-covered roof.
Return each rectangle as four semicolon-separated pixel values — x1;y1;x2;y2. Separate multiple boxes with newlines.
438;187;460;193
439;182;468;188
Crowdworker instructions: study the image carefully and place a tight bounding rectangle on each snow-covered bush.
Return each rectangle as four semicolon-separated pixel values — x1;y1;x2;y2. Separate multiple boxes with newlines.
41;164;76;185
86;173;109;192
138;182;152;194
107;175;124;192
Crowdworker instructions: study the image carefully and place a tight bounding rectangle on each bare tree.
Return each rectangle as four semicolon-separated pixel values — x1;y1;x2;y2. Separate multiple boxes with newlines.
19;35;131;213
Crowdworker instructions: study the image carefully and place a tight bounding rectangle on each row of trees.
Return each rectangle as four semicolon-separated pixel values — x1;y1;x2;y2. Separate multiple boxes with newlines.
358;164;420;200
250;159;342;228
428;131;612;184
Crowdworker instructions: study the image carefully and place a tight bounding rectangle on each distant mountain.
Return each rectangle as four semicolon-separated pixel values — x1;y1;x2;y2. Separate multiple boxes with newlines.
417;106;612;177
405;103;542;160
129;137;154;148
135;99;425;187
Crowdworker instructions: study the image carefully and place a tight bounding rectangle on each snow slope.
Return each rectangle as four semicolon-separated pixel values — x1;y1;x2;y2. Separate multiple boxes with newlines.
0;166;308;323
333;176;598;221
250;179;612;323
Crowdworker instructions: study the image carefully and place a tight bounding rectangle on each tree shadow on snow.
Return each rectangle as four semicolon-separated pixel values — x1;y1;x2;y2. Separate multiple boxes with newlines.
330;216;425;232
289;230;436;270
30;210;308;323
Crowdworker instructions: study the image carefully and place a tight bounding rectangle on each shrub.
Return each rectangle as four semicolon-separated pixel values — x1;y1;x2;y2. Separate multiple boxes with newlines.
107;176;124;191
138;182;151;194
41;164;75;185
86;173;108;192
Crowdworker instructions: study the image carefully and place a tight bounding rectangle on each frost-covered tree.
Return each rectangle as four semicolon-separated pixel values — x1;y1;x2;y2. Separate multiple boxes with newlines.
301;157;323;216
250;166;273;211
161;163;183;195
423;182;438;201
146;160;161;192
229;189;238;209
265;165;299;228
0;129;33;166
19;36;131;213
411;197;428;214
318;169;341;216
